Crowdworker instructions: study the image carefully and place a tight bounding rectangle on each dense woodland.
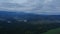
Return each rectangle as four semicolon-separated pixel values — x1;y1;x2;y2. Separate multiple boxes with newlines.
0;19;60;34
0;11;60;34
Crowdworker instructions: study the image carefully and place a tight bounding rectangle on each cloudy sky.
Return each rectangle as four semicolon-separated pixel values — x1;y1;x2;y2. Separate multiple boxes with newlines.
0;0;60;15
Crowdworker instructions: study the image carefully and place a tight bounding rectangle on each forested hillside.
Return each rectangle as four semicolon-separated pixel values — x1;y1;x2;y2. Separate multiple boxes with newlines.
0;11;60;34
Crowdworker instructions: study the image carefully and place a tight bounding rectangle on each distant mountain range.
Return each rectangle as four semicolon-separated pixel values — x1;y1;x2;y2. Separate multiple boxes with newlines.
0;11;60;21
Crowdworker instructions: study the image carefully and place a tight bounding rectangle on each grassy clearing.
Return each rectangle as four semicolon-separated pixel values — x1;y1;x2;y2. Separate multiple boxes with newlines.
43;28;60;34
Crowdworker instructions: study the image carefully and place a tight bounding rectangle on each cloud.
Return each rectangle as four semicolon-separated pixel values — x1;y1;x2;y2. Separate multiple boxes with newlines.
0;0;60;15
0;0;43;11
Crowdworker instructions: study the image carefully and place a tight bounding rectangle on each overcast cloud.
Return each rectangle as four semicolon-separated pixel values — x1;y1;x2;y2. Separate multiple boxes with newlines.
0;0;60;15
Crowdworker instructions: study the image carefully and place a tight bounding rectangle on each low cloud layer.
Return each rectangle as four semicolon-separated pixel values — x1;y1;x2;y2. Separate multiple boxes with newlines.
0;0;60;15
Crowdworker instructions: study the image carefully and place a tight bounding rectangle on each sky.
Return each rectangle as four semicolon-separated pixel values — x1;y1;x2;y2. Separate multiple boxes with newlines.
0;0;60;15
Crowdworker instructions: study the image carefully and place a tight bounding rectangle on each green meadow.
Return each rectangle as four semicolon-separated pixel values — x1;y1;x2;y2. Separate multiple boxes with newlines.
43;28;60;34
